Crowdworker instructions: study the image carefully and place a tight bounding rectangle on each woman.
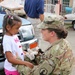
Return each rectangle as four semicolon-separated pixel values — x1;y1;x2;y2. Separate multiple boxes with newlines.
34;16;74;75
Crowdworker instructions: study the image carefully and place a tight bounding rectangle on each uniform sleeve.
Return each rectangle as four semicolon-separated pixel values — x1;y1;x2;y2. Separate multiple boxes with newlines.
49;44;73;75
3;39;12;54
36;0;44;14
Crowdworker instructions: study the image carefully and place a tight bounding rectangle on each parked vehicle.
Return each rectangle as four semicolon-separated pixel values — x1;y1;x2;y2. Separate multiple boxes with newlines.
0;14;38;71
64;13;75;30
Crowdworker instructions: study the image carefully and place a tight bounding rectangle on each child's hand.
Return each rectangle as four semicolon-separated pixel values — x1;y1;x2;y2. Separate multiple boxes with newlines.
23;51;27;55
25;61;34;69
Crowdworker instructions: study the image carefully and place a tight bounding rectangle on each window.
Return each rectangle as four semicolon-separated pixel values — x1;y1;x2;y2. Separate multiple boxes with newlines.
62;0;70;12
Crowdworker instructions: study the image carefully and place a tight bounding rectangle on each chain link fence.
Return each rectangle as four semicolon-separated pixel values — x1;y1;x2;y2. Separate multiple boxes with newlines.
44;4;55;13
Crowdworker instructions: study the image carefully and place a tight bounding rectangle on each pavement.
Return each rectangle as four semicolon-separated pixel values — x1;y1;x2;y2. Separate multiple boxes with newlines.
39;28;75;75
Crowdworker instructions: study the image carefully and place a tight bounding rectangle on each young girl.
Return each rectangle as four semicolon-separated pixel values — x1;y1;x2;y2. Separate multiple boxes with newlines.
2;13;34;75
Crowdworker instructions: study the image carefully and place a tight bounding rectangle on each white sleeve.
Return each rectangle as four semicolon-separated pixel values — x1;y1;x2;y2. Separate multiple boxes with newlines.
3;39;12;54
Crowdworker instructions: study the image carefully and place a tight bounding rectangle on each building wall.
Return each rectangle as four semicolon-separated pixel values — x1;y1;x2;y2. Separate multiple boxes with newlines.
69;0;73;7
73;0;75;8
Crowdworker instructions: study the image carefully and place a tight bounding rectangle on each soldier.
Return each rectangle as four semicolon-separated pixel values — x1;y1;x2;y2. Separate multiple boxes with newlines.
13;16;74;75
34;16;74;75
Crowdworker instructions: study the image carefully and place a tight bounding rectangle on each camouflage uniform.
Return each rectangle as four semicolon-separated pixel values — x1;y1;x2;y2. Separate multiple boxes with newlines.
32;39;73;75
13;16;74;75
14;39;73;75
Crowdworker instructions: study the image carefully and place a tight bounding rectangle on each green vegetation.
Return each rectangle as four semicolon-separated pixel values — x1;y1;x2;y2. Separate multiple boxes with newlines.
65;23;72;28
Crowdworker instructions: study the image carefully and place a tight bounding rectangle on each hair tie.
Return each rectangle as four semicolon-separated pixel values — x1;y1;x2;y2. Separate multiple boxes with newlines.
8;15;13;19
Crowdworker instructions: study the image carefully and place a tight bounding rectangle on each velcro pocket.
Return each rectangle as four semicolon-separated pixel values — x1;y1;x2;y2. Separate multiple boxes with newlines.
33;60;54;75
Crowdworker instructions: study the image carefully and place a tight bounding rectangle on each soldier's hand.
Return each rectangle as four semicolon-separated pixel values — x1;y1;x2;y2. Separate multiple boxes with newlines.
25;61;34;69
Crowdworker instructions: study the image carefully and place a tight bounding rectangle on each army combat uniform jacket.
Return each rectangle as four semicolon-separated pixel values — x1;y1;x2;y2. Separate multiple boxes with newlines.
14;39;74;75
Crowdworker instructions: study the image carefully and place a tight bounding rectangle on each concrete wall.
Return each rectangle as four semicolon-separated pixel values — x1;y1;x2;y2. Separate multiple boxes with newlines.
69;0;73;7
73;0;75;8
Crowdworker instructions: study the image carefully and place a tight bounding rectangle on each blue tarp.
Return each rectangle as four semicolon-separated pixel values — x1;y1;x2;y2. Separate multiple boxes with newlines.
65;7;72;13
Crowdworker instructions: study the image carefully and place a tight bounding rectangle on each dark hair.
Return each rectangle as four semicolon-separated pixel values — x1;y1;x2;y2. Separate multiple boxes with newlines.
2;13;22;34
47;28;68;39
